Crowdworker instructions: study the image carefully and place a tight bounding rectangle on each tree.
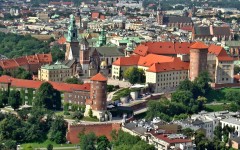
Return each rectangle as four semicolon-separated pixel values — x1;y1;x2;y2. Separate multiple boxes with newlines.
225;90;240;104
48;116;67;144
88;109;93;118
65;77;83;84
123;67;145;84
3;140;17;150
97;135;110;150
234;65;240;74
132;141;155;150
79;132;97;150
8;90;21;110
34;82;61;110
195;131;207;150
51;46;65;62
171;90;193;105
197;96;207;110
178;79;194;91
181;128;194;138
0;91;8;106
193;71;212;97
47;144;53;150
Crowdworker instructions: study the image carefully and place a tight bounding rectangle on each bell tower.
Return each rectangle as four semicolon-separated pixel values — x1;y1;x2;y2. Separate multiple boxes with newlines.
79;37;90;77
65;14;80;61
97;27;106;47
156;0;164;25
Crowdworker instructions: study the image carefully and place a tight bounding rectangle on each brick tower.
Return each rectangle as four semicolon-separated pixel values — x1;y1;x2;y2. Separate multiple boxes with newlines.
85;73;109;121
189;42;209;81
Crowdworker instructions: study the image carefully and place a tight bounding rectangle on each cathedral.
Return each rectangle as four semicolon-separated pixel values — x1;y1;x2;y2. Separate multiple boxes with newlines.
64;14;108;78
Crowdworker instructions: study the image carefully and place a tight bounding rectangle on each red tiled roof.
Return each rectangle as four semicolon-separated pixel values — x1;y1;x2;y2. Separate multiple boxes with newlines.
92;12;100;19
234;75;240;80
90;73;107;82
147;58;189;73
190;42;208;49
138;54;175;67
36;53;52;63
0;59;19;69
0;75;90;92
134;42;194;56
100;15;105;20
113;54;175;67
152;133;192;144
208;44;233;61
0;54;52;69
14;57;28;66
180;26;193;32
113;55;140;66
0;75;14;83
58;36;66;45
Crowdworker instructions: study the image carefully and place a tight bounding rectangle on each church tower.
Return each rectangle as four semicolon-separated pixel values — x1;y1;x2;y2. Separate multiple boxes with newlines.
156;1;163;25
65;14;80;61
76;9;82;29
97;27;106;47
79;37;90;77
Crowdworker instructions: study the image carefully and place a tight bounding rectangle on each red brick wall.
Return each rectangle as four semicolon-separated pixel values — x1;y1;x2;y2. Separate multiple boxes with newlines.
66;123;121;144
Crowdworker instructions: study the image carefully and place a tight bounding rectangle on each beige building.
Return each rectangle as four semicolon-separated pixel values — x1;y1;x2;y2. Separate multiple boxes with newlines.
112;42;234;93
38;61;72;82
112;54;189;93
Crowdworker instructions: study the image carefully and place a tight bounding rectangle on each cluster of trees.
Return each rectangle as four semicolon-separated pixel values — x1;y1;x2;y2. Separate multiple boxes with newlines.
65;76;83;84
0;108;67;149
0;32;64;62
0;82;62;111
0;67;32;80
146;72;212;121
79;130;154;150
33;82;62;110
182;125;236;150
124;67;145;84
0;90;21;110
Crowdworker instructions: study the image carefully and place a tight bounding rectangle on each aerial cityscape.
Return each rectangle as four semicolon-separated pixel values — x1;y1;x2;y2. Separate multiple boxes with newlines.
1;0;240;149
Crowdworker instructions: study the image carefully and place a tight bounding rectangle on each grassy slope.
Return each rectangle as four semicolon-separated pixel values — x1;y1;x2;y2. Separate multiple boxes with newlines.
206;88;240;103
21;140;75;149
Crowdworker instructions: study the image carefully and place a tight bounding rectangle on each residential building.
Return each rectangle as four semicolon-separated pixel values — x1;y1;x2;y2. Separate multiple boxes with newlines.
112;42;234;93
156;8;193;29
0;75;90;107
38;61;72;82
0;53;52;74
116;0;143;8
122;119;194;150
192;25;232;41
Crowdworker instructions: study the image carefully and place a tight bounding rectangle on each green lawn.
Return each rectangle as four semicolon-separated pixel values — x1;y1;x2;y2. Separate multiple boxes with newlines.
82;116;99;122
21;140;75;149
206;88;240;103
205;104;230;112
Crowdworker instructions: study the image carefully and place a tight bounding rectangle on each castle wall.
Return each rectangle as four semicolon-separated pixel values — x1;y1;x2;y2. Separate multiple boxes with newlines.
66;123;121;144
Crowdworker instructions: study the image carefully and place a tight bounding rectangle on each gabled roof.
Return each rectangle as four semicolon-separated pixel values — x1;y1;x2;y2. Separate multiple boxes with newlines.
113;54;176;68
0;75;90;92
90;73;107;82
147;58;189;73
164;16;192;24
134;42;194;56
208;44;233;61
113;55;140;66
90;47;124;57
